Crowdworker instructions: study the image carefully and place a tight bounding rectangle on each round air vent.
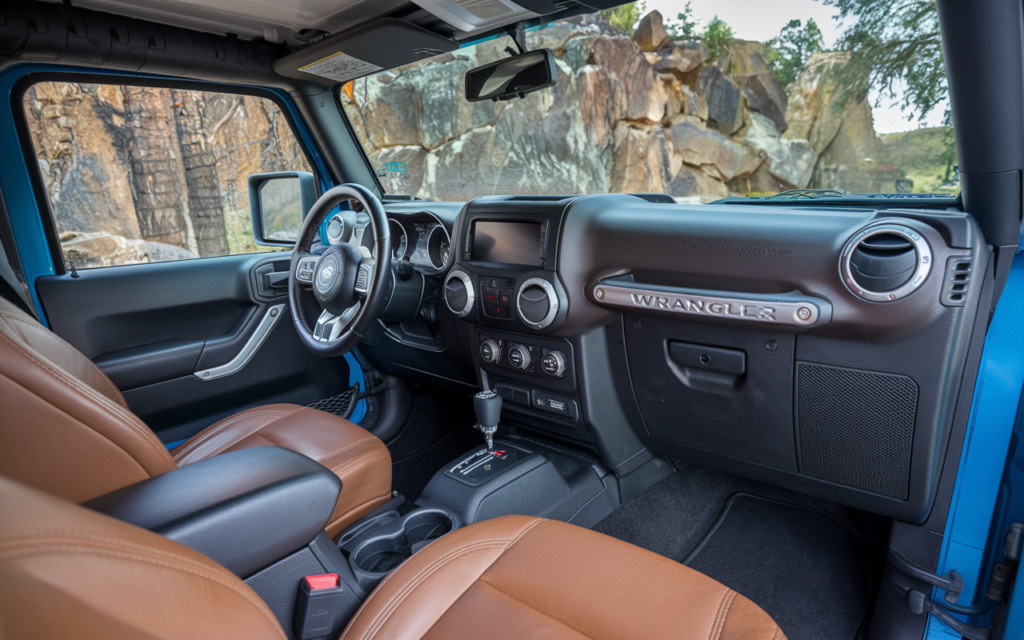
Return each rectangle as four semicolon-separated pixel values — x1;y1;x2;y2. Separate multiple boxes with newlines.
840;224;932;302
516;278;559;329
444;270;474;317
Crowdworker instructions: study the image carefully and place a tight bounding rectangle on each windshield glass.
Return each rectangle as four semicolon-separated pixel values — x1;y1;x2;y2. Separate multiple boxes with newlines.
340;1;955;202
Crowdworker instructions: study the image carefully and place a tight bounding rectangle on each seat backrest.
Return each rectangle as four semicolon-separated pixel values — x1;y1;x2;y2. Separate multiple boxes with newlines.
0;474;285;639
0;296;175;504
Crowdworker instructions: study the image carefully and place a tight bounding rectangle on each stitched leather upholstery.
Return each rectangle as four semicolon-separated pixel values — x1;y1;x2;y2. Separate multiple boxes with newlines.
0;475;785;640
172;404;392;536
0;296;391;534
0;475;286;640
342;515;786;640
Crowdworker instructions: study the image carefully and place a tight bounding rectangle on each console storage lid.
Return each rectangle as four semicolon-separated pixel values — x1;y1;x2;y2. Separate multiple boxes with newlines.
85;447;341;578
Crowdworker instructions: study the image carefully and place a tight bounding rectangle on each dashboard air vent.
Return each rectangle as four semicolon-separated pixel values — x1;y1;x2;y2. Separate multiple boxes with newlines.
840;224;932;302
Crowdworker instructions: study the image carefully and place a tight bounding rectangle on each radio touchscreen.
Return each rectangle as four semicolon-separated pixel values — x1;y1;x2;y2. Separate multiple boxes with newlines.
471;221;544;266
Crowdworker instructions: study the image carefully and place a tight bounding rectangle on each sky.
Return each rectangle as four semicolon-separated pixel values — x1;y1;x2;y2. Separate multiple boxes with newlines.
642;0;948;133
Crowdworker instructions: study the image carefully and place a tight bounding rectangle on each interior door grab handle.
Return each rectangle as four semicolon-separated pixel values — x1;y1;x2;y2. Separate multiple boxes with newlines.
193;304;285;381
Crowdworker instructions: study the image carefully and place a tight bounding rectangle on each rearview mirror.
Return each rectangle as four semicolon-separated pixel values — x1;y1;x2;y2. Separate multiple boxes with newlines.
464;49;557;102
248;171;317;246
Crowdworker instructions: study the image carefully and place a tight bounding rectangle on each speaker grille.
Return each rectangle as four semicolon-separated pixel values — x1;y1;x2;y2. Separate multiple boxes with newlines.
796;363;918;499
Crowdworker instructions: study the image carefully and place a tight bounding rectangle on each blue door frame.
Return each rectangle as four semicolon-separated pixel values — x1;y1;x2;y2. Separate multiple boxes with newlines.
0;63;367;423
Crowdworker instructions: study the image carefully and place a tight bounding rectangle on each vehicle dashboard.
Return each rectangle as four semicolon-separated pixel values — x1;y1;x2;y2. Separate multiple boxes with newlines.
355;194;987;525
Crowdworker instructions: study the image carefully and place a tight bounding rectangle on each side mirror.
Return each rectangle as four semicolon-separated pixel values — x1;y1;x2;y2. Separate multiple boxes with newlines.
464;49;557;102
248;171;317;246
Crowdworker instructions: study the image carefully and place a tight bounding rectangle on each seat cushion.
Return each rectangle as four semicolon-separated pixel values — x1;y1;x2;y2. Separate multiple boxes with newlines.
341;515;785;640
172;404;391;536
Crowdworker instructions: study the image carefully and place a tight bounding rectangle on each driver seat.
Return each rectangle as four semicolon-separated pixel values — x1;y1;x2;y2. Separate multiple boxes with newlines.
0;295;392;536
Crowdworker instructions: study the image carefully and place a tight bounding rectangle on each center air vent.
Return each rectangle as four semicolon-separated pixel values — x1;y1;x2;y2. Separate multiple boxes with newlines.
841;224;932;302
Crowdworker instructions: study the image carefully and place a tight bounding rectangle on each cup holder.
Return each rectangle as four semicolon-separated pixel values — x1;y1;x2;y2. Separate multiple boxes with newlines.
347;508;457;588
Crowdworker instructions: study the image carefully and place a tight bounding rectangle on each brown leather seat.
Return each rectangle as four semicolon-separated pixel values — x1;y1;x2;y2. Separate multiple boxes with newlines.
0;296;391;536
0;475;785;640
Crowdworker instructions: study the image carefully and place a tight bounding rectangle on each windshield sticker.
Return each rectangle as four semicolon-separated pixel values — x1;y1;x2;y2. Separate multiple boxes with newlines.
299;52;382;83
384;162;408;173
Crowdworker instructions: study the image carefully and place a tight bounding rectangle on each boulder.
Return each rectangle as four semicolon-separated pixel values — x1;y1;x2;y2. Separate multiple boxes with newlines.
610;123;673;193
784;53;848;152
679;84;709;120
666;166;728;200
60;231;195;269
587;36;665;123
697;66;744;135
742;73;788;133
633;11;668;52
743;112;816;188
374;146;428;197
653;43;708;86
668;116;758;181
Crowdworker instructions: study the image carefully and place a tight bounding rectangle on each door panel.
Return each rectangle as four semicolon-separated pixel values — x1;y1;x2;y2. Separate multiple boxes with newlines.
36;253;352;443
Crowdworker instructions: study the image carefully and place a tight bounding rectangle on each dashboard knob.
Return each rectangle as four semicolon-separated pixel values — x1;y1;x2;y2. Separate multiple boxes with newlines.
516;277;558;330
507;344;531;370
541;351;566;377
444;270;474;317
480;339;500;363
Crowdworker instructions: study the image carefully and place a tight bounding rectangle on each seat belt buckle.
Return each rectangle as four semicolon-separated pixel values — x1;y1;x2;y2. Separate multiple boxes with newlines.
294;573;345;640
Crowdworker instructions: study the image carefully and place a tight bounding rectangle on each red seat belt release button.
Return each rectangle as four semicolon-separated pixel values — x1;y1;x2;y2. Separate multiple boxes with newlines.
295;573;344;640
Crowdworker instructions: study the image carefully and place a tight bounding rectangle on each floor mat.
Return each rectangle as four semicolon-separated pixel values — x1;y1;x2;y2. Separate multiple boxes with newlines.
386;390;479;501
593;465;886;640
684;494;873;640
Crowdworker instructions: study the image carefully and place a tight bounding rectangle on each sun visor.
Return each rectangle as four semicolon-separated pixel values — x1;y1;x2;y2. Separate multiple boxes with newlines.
274;18;459;85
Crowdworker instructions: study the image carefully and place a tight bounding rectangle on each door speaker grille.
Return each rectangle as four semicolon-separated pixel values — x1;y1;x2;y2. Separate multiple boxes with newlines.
796;363;918;499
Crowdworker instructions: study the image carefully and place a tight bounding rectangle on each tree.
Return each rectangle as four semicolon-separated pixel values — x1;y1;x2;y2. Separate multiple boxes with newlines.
822;0;945;122
702;16;735;63
600;1;646;36
765;19;825;86
665;2;699;39
171;89;228;257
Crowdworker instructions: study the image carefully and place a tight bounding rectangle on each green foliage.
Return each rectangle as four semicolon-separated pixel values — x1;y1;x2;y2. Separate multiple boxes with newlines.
765;19;825;86
601;1;646;36
822;0;946;122
877;125;956;193
664;2;699;39
702;16;735;62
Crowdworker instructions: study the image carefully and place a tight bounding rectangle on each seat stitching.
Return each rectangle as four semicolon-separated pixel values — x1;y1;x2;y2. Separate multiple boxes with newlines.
706;588;731;640
0;312;129;408
1;544;286;638
359;519;547;640
0;530;247;580
0;331;174;468
316;437;377;465
172;410;294;458
471;580;592;639
172;408;301;461
356;542;512;640
712;591;738;640
325;448;389;477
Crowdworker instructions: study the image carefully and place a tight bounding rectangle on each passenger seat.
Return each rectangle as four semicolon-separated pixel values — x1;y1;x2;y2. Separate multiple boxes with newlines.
0;475;785;639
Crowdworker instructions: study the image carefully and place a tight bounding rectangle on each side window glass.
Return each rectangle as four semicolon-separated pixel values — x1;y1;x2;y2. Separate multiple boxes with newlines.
22;82;314;268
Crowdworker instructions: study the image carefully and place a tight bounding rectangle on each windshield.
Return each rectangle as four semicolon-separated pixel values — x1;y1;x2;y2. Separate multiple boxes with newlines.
340;1;955;202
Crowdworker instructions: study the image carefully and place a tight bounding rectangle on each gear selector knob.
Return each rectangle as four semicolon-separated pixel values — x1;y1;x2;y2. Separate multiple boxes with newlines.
473;390;502;452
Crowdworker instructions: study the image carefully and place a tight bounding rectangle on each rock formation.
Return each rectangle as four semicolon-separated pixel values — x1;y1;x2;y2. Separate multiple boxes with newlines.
345;11;901;201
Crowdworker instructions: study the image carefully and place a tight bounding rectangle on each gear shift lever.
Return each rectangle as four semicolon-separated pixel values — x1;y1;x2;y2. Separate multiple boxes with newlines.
473;390;502;452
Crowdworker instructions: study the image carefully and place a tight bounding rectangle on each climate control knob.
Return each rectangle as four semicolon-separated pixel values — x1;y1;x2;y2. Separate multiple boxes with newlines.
480;339;500;363
507;344;531;370
541;351;566;377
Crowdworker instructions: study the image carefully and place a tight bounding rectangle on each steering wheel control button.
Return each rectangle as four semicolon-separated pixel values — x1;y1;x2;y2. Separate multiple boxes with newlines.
480;339;500;363
516;277;559;330
296;257;318;284
444;270;474;317
541;351;566;377
531;390;579;421
507;344;531;370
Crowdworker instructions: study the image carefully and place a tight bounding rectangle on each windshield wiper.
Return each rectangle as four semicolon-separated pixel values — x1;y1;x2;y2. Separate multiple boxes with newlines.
755;189;847;200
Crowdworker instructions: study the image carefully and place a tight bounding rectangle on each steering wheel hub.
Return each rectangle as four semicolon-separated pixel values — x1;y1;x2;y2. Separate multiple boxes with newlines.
313;243;363;314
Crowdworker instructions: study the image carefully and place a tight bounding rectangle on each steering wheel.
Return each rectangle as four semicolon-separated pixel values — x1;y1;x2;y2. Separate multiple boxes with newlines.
289;184;392;357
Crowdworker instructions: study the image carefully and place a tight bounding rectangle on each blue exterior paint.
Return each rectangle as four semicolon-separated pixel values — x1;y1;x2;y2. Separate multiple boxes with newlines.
0;63;367;422
925;254;1024;637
